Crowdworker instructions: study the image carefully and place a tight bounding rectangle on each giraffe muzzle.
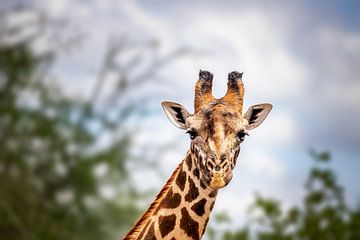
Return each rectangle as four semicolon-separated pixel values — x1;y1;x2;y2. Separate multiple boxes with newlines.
209;171;226;189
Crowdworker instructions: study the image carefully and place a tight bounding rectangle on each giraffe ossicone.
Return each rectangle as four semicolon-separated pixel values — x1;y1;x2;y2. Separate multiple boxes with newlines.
123;70;272;240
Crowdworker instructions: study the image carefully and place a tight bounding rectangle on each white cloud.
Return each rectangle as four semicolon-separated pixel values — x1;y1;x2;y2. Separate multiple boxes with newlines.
317;27;360;83
238;150;285;178
301;26;360;149
179;8;309;100
253;110;298;147
118;0;178;52
31;1;311;105
315;27;360;109
323;81;360;109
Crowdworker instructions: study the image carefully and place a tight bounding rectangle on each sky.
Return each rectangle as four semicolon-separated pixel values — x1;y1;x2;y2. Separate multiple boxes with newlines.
4;0;360;231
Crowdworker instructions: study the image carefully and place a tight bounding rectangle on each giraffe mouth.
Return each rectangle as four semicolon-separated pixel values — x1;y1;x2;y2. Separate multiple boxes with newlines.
209;171;226;189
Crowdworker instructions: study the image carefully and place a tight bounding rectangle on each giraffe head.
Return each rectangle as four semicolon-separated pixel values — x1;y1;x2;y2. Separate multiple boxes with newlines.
162;70;272;190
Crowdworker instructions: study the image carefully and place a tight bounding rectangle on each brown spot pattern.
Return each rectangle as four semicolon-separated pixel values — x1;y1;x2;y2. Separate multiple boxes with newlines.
232;149;240;169
209;201;215;211
185;177;199;202
191;198;207;216
186;154;192;171
204;110;215;136
175;168;186;191
161;188;181;209
224;122;232;135
123;162;184;239
180;207;200;240
193;168;200;179
198;155;203;164
200;180;207;189
202;218;210;235
158;214;176;238
190;143;195;152
143;222;156;240
209;190;217;198
194;148;199;158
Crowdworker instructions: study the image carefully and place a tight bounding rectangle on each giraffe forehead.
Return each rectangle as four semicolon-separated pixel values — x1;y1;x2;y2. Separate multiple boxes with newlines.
187;103;246;137
202;105;239;135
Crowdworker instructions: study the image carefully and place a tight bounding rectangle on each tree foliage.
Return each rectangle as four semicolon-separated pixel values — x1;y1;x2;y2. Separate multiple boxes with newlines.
0;20;135;240
0;9;186;240
222;150;360;240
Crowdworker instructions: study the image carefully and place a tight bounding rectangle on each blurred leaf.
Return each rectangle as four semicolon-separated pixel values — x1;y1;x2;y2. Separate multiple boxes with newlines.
0;9;185;240
215;211;231;223
221;150;359;240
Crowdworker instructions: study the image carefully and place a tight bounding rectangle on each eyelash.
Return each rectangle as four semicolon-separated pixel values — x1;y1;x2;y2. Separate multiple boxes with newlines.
237;131;249;141
186;129;248;141
186;129;198;140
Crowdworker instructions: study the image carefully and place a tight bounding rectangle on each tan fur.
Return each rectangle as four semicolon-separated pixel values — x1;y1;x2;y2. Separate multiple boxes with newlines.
222;77;245;113
194;78;215;113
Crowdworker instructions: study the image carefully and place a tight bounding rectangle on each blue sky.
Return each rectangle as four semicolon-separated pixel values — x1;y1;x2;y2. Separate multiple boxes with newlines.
6;0;360;231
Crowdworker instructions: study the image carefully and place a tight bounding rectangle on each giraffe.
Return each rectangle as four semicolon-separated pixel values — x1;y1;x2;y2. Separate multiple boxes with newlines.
123;70;272;240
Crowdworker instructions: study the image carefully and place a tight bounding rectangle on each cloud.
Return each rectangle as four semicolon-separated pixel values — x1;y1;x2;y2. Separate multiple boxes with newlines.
252;109;298;147
316;27;360;85
177;7;309;101
316;27;360;112
299;26;360;151
238;149;285;178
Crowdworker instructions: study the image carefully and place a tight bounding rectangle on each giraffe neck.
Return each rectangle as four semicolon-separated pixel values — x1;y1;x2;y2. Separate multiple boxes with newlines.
123;151;218;240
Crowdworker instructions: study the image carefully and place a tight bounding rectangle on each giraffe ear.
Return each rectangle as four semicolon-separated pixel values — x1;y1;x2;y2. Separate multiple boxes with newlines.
161;101;190;130
244;103;272;130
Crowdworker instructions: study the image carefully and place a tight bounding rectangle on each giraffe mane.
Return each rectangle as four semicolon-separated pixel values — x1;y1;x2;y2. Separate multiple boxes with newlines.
123;159;184;240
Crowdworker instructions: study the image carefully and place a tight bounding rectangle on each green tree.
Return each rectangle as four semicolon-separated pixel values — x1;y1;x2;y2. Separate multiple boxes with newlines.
222;150;360;240
0;9;187;240
0;20;136;240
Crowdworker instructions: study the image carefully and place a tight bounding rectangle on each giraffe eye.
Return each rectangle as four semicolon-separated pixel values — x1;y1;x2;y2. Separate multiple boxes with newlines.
237;131;249;142
186;130;198;140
